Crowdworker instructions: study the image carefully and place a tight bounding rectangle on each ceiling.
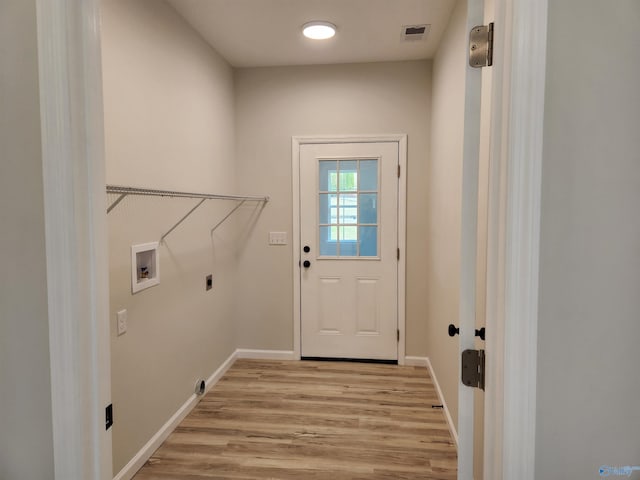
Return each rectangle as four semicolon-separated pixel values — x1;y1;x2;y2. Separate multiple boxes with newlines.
167;0;457;68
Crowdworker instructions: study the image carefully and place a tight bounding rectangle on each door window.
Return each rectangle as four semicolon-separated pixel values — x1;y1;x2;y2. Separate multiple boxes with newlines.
318;159;379;258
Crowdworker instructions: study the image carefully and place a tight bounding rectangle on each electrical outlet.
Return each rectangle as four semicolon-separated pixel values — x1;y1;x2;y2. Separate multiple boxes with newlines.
116;309;127;336
206;274;213;291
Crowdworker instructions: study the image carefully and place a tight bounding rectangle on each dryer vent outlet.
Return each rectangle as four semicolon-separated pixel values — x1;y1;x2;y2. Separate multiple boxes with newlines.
195;379;206;396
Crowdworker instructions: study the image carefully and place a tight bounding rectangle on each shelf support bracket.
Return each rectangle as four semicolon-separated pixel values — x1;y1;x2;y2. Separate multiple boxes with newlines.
107;193;127;214
160;198;207;244
210;200;246;234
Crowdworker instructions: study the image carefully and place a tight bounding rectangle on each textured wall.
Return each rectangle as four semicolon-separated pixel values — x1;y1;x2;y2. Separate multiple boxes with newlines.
424;0;467;432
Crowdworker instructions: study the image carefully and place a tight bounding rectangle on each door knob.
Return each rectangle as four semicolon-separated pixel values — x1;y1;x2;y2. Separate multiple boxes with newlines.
303;260;311;268
448;324;485;340
303;245;311;253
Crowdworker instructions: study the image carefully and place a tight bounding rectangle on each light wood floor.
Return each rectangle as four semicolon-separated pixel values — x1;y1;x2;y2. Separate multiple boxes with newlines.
133;359;457;480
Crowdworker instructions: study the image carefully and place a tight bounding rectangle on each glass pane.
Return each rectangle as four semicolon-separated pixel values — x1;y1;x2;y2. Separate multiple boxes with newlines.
340;242;357;256
339;226;358;242
359;193;377;224
339;225;358;256
359;226;378;257
359;159;378;191
339;160;358;192
339;194;358;224
319;226;337;256
330;195;338;224
319;194;329;224
319;160;337;192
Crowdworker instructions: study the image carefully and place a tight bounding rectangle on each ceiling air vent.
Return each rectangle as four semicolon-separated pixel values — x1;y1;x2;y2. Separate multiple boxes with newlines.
401;24;430;41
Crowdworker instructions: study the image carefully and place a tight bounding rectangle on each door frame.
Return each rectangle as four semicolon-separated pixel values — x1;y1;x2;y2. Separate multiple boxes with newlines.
35;0;112;478
458;2;485;477
38;0;548;476
482;0;548;479
292;135;408;364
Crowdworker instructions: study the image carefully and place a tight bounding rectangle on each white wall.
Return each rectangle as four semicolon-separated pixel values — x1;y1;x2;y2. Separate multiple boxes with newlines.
0;1;55;478
233;61;432;356
536;1;640;478
424;0;467;431
101;0;240;472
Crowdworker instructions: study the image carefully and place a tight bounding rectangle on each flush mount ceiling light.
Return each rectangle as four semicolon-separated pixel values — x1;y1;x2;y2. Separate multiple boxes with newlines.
302;21;336;40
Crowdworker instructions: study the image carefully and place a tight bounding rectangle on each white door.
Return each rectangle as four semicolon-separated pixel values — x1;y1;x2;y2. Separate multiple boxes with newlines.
299;141;399;360
459;0;490;478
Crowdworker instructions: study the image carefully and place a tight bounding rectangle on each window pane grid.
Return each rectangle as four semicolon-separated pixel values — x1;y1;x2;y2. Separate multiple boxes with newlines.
318;158;379;258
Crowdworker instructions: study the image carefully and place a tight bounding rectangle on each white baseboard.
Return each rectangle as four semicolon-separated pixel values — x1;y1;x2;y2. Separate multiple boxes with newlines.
424;357;458;447
112;351;237;480
404;356;458;446
235;348;297;360
404;356;429;367
112;348;297;480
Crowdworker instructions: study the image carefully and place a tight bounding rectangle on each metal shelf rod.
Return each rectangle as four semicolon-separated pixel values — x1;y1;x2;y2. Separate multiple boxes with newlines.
106;185;269;206
105;185;269;243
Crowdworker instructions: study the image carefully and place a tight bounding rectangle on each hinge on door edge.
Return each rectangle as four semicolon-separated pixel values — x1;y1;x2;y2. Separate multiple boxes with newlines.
461;349;485;390
397;248;400;260
469;22;494;68
397;165;401;178
397;329;400;342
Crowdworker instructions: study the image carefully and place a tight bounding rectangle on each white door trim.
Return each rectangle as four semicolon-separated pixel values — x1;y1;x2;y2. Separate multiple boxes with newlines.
458;1;485;477
483;1;548;479
35;0;112;478
292;135;407;365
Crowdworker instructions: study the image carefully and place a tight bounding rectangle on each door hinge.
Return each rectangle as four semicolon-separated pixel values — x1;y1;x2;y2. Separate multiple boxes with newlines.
397;247;400;260
397;329;400;342
469;22;494;68
461;349;485;390
397;165;401;178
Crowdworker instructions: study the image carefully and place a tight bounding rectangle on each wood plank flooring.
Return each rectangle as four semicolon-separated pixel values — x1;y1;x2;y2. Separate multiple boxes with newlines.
133;359;457;480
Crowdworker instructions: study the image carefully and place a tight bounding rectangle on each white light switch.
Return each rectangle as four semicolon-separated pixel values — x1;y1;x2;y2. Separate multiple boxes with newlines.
269;231;288;245
116;309;127;336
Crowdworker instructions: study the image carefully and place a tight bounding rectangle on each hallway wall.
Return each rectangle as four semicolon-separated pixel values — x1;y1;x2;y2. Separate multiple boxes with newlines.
424;0;467;432
233;60;432;356
0;1;55;478
101;0;239;473
536;1;640;477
